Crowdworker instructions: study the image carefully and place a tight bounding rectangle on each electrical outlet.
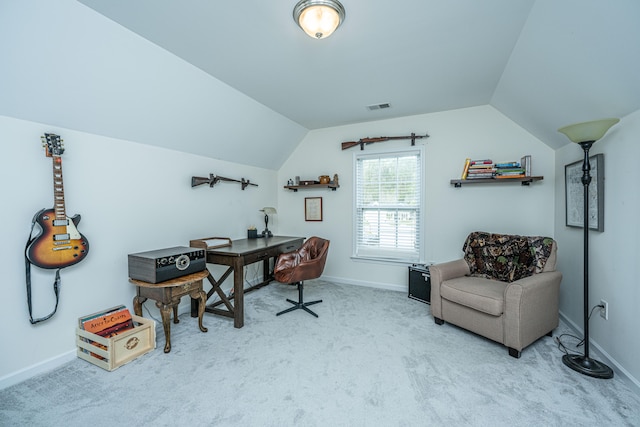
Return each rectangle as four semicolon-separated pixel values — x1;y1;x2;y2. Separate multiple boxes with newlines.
600;299;609;320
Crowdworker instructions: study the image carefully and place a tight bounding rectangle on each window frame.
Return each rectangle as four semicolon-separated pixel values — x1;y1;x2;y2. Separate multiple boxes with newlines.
352;145;425;264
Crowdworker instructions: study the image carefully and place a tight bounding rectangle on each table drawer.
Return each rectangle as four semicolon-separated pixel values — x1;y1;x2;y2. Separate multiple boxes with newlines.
243;250;272;265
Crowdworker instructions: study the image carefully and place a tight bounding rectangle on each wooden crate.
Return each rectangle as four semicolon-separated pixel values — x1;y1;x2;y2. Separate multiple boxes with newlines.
76;315;156;371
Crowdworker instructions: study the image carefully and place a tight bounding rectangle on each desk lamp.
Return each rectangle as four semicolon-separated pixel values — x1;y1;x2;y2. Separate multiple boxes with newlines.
558;117;619;379
260;207;277;237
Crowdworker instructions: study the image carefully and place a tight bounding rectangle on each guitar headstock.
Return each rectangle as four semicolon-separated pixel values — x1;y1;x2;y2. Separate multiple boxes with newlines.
41;133;64;157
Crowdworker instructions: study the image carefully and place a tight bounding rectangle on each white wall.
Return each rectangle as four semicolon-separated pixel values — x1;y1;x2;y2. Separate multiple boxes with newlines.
5;107;640;392
0;0;307;171
0;115;277;385
554;110;640;387
277;105;557;290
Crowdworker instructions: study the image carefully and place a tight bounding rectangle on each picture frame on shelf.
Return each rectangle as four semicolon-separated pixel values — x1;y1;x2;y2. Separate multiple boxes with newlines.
305;197;322;221
565;153;604;232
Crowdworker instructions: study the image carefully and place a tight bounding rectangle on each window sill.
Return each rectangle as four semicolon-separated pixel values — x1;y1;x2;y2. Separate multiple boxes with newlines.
350;255;420;266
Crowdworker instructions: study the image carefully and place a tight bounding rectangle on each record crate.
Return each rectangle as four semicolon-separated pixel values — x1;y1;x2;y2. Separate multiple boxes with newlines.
76;314;156;371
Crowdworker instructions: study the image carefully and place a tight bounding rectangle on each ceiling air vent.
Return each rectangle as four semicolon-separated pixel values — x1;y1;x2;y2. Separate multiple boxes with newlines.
367;103;391;111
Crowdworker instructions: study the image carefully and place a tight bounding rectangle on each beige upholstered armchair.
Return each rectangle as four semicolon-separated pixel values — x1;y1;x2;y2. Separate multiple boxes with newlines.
430;232;562;358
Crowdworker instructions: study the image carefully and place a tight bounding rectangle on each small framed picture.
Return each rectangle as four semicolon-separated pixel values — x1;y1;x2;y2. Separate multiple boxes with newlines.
305;197;322;221
565;153;604;231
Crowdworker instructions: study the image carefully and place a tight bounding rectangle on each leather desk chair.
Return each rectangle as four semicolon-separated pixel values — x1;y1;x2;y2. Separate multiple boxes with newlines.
274;236;330;317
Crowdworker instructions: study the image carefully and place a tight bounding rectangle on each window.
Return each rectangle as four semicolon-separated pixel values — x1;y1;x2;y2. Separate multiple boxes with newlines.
353;147;423;263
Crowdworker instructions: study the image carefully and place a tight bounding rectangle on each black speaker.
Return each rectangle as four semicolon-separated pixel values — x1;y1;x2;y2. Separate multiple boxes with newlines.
408;265;430;304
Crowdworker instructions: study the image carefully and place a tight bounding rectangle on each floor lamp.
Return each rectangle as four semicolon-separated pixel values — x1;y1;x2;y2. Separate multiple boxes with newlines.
558;118;619;379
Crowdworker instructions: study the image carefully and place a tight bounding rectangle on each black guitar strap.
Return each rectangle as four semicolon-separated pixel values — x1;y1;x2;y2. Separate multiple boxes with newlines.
25;208;62;325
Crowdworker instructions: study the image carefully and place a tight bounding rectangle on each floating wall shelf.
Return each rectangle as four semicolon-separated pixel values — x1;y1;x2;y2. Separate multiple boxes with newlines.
450;176;543;188
284;184;340;192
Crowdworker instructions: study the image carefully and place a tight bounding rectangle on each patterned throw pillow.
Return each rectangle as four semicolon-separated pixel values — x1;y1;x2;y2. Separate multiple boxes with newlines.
527;236;555;273
463;232;550;282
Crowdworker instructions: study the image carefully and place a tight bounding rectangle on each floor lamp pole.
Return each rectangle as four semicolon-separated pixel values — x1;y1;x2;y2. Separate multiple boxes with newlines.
561;141;614;379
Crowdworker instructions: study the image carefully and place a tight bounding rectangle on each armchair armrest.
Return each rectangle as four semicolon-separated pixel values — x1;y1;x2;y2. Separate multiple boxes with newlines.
504;270;563;351
429;259;470;319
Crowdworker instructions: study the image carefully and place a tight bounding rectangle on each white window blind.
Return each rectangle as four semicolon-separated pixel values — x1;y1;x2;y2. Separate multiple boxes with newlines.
354;148;423;262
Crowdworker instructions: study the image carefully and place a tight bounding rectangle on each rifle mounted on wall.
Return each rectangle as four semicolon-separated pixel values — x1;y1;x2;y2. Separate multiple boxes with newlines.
341;132;429;150
191;173;258;190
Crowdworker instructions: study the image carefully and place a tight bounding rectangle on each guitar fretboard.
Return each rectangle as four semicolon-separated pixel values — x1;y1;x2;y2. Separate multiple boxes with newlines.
52;156;66;220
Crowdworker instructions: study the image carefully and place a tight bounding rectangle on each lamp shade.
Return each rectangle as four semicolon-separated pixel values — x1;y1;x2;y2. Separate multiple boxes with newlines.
558;118;620;143
260;207;277;215
293;0;345;39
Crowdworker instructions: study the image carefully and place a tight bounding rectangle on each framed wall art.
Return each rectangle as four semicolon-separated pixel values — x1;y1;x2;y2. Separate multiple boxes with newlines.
305;197;322;221
565;153;604;231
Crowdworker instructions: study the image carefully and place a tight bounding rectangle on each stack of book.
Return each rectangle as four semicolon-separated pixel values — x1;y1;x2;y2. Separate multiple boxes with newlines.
495;161;526;179
467;159;496;180
461;158;496;180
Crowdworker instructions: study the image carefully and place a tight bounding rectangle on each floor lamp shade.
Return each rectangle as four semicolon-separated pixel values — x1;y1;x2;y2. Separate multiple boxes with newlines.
558;118;618;379
558;118;619;143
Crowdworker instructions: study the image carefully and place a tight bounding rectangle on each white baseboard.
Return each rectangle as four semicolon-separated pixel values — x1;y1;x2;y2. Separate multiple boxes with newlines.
559;311;640;394
0;300;186;391
321;274;405;293
0;350;76;390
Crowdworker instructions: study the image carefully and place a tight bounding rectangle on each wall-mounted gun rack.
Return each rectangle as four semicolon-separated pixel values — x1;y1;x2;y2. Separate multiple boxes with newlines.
191;173;258;190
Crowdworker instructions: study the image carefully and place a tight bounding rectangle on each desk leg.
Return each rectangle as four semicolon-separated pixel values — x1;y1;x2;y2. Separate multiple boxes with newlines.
156;301;172;353
263;257;270;282
233;258;244;328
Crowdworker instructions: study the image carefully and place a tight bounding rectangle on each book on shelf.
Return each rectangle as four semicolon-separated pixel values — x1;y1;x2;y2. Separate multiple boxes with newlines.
467;167;496;173
495;174;526;179
469;159;493;165
466;173;495;179
495;168;524;173
495;161;521;168
467;173;496;178
460;158;471;180
495;170;525;176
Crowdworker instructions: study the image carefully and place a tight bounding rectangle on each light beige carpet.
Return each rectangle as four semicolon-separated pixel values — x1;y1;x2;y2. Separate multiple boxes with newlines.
1;280;639;426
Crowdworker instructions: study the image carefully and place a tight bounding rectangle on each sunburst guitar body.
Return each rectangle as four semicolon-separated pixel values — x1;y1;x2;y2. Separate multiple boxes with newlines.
26;134;89;269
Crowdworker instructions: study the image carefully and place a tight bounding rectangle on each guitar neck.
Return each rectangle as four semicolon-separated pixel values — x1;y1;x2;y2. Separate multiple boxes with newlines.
52;155;67;221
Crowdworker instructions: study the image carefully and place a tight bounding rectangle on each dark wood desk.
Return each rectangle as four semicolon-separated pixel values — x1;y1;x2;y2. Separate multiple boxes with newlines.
192;236;304;328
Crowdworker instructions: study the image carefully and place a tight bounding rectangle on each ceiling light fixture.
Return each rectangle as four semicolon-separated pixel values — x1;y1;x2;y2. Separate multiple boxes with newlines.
293;0;345;40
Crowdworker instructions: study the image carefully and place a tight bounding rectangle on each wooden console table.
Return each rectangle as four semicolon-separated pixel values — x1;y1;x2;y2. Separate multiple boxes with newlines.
131;269;209;353
192;236;304;328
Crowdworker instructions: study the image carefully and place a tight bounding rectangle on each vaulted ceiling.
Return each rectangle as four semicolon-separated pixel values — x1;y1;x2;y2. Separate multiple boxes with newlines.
3;1;640;169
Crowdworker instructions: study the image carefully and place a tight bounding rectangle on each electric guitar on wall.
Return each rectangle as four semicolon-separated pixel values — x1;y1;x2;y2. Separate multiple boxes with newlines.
26;133;89;269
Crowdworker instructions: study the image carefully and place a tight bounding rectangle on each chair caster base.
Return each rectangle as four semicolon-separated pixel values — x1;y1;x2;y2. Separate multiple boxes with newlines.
276;280;322;317
276;299;322;317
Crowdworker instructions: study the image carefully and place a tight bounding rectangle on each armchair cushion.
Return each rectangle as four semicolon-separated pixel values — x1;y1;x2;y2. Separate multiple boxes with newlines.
440;276;506;316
